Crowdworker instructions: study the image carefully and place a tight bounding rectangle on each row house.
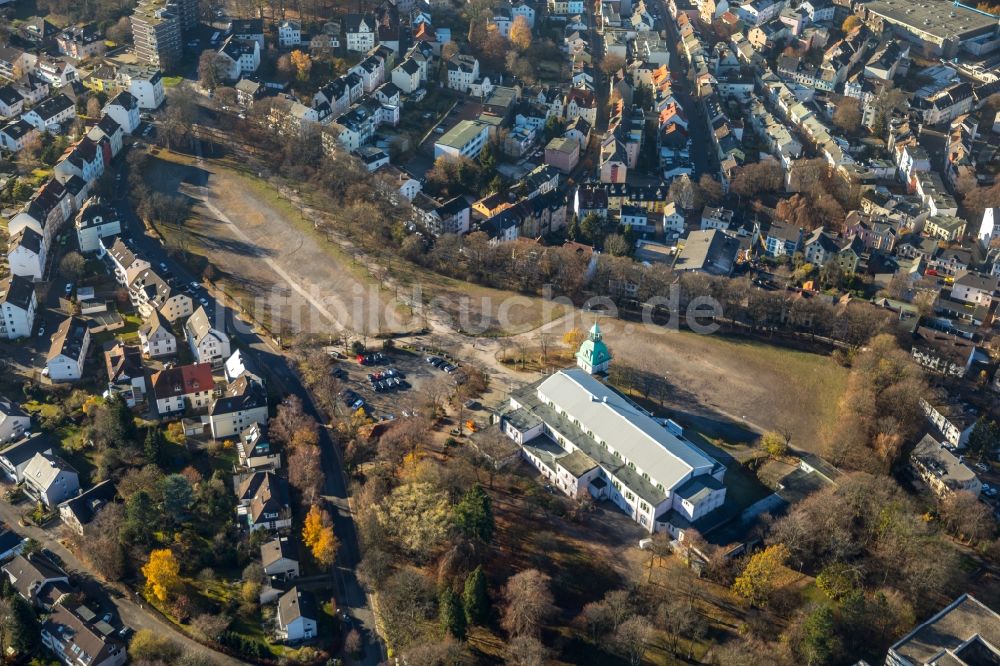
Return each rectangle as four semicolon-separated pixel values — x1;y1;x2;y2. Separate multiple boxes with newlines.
56;24;105;60
54;137;106;186
21;93;75;132
391;57;422;93
218;37;261;80
332;97;399;150
349;54;386;93
446;54;479;93
0;275;37;340
844;211;898;252
9;179;73;251
128;266;193;321
150;362;216;415
209;375;268;439
411;194;471;235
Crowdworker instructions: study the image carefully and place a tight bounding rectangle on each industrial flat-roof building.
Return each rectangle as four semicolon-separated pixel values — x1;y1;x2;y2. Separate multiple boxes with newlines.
434;119;490;160
888;594;1000;666
860;0;1000;58
499;340;727;535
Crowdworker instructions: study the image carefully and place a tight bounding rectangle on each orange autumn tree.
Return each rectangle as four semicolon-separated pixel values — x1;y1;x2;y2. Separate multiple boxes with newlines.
303;504;339;567
142;549;181;602
290;50;312;81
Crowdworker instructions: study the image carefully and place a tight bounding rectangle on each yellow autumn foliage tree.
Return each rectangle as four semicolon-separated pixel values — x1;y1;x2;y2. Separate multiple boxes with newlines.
732;543;789;608
562;327;585;350
303;505;339;567
290;50;312;81
510;15;532;51
142;549;181;603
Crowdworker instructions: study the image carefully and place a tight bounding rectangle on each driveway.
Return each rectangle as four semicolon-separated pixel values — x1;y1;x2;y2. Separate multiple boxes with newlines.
0;500;243;665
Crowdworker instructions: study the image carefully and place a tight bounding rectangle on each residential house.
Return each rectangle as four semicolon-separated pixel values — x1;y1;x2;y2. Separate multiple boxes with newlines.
235;78;262;107
262;536;299;582
128;267;193;321
185;306;231;365
54;137;106;186
88;115;125;159
0;119;39;152
446;54;479;93
22;453;80;509
105;238;149;287
56;24;106;60
115;64;165;109
0;397;30;444
545;136;580;173
278;20;302;47
350;55;386;93
238;422;280;470
46;317;91;382
75;197;121;253
58;480;116;536
565;88;598;127
103;342;146;406
149;362;216;415
0;434;55;482
700;206;734;232
765;221;803;257
910;326;977;377
102;91;140;134
951;271;996;307
42;601;127;666
0;47;36;79
234;471;292;532
276;587;318;643
21;94;75;132
924;214;967;242
230;18;265;48
138;310;177;358
2;553;70;608
0;85;24;116
7;227;46;279
0;275;38;340
218;37;261;80
344;14;377;52
35;56;78;86
391;57;422;93
208;376;268;440
910;434;979;498
920;398;975;449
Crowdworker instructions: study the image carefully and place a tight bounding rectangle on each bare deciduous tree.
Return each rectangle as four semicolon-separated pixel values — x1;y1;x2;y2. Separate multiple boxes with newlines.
501;569;556;637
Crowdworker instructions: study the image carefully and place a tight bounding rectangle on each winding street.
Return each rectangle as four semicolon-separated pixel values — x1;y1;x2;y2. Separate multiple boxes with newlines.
0;501;245;665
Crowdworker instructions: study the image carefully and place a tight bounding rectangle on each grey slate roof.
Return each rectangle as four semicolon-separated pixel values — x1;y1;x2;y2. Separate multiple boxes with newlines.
0;274;36;311
278;586;317;624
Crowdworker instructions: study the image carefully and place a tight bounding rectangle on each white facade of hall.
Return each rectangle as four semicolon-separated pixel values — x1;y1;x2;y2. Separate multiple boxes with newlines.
500;367;727;535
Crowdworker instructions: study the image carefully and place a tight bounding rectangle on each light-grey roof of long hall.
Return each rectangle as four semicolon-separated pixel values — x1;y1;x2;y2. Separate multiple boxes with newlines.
511;368;721;505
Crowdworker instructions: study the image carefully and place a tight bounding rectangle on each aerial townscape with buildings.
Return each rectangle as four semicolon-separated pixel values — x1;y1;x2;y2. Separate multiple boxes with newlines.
0;0;1000;662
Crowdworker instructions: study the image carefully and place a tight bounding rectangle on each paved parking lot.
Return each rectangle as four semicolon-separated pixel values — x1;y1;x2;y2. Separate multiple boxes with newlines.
335;347;466;421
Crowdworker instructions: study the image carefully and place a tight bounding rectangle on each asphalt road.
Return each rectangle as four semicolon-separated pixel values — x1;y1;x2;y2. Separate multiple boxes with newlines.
0;499;244;665
658;2;718;178
117;138;384;664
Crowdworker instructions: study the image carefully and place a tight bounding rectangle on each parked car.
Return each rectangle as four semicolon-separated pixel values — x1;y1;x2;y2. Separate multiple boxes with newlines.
976;462;990;472
64;283;73;295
